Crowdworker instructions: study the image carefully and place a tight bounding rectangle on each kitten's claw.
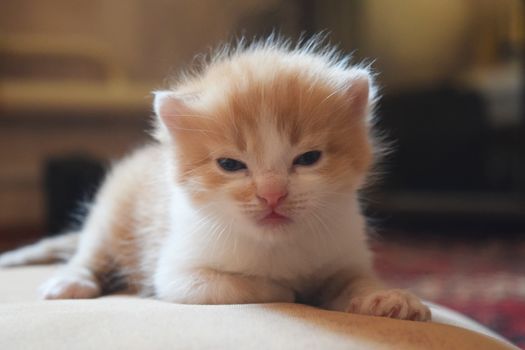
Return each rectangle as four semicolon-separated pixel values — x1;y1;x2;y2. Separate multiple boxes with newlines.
39;272;101;300
348;289;431;321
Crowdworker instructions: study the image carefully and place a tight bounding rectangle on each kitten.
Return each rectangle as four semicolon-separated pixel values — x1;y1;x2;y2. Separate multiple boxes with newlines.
0;38;430;321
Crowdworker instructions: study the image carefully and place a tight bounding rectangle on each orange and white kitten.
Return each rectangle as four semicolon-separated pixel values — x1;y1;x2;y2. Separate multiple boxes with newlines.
0;38;430;321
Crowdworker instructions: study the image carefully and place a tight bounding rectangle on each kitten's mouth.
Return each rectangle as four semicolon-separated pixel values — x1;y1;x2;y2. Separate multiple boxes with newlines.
258;211;291;227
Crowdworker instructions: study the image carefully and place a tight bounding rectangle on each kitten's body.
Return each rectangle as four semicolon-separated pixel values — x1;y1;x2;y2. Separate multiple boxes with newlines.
0;39;430;320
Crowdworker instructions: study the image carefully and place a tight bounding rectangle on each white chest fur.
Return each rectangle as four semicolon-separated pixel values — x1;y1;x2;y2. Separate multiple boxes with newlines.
155;188;372;293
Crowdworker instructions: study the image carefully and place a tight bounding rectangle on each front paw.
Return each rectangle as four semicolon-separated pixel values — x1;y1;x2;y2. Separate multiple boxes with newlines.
348;289;431;321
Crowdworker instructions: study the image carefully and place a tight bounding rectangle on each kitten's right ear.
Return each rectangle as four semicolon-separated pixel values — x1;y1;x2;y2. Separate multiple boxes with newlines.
153;90;190;130
345;69;373;119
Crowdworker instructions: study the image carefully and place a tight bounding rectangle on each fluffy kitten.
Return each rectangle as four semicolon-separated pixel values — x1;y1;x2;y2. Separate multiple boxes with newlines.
0;38;430;321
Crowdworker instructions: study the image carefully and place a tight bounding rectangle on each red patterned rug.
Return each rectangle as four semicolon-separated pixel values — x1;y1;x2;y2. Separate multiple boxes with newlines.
373;234;525;349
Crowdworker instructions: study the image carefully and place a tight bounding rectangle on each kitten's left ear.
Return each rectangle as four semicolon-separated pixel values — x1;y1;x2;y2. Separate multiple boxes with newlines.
345;69;373;119
153;90;190;130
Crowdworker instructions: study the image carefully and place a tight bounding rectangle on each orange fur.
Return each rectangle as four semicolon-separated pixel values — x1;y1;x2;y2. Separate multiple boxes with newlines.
162;49;375;207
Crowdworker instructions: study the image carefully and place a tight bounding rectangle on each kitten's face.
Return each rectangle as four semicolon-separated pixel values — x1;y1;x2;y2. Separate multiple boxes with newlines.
156;60;374;238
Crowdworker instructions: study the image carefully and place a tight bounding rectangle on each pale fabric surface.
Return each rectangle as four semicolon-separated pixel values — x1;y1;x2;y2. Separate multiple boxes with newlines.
0;266;518;350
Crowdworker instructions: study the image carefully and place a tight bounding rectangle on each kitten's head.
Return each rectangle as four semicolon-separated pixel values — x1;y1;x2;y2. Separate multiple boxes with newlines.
153;41;378;239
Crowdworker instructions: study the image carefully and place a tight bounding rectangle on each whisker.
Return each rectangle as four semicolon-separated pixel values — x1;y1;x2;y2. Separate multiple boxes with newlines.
163;113;215;120
170;126;220;135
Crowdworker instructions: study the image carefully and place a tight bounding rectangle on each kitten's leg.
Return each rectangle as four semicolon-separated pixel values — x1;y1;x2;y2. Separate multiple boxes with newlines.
39;146;161;299
321;273;431;321
38;229;111;300
155;268;295;304
0;232;79;267
39;181;130;300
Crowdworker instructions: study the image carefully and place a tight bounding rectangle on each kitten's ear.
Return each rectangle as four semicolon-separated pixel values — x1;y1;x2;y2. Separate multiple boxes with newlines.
346;69;372;119
153;90;190;130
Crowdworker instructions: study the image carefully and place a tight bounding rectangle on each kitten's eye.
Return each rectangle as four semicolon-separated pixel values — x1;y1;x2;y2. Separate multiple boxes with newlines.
293;151;322;166
217;158;247;172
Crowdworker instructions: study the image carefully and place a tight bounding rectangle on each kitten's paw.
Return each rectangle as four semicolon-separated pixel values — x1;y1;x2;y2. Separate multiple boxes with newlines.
348;289;431;321
39;273;101;300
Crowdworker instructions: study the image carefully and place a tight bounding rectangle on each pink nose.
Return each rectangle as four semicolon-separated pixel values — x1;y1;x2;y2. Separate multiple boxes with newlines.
257;190;288;208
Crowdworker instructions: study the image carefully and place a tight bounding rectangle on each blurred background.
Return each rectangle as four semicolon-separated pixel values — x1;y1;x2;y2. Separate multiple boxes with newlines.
1;0;524;346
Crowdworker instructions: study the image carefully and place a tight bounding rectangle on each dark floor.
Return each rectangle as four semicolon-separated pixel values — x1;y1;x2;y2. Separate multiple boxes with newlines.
374;231;525;349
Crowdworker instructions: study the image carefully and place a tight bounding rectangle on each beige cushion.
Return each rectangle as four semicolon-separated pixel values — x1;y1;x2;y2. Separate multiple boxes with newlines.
0;266;517;350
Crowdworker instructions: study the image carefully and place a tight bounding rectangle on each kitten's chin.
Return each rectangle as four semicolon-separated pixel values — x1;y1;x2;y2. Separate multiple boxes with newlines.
256;211;292;228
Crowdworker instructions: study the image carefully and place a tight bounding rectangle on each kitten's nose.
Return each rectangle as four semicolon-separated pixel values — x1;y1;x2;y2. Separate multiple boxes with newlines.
257;190;288;209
